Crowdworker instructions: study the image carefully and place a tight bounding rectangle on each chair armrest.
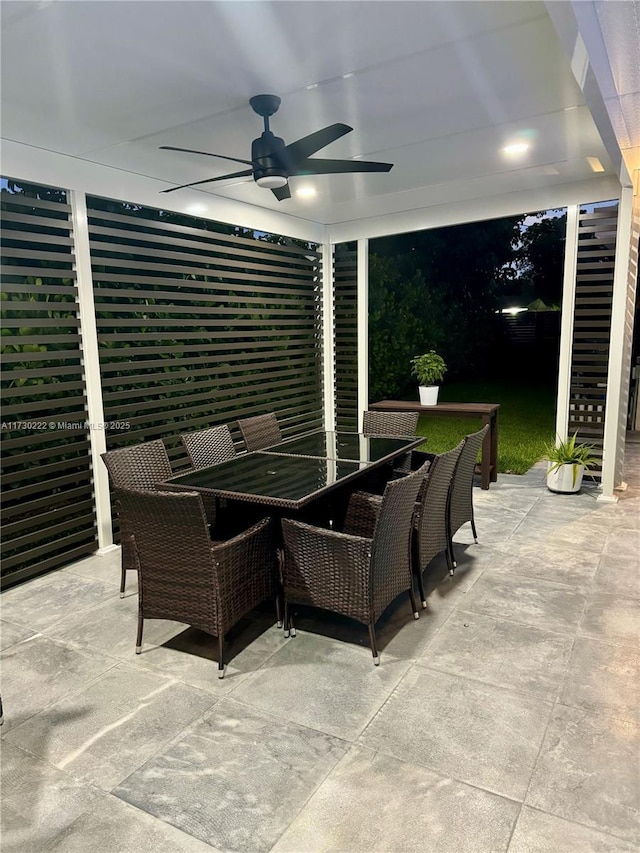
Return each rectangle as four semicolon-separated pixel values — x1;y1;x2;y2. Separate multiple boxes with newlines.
281;518;373;622
393;450;434;476
343;491;383;538
211;517;278;624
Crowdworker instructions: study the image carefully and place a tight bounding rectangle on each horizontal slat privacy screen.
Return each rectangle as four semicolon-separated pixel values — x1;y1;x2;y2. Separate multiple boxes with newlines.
1;180;97;587
334;242;358;431
569;201;619;479
87;196;323;463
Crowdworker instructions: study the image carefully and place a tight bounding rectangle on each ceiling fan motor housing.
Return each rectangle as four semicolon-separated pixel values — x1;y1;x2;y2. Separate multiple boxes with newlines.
252;132;288;187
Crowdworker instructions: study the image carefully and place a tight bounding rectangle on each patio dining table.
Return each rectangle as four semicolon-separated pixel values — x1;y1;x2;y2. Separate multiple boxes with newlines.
161;430;425;511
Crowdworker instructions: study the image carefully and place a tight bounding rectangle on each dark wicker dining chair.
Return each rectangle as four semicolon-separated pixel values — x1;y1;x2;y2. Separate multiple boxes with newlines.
449;425;490;567
414;441;464;599
280;466;424;665
101;440;173;598
362;410;419;436
237;413;282;451
362;410;423;484
118;489;278;678
180;424;236;470
342;442;464;605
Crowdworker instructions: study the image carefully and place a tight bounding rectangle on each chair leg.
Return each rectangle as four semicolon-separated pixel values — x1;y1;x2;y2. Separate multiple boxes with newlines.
448;535;457;571
275;592;283;629
415;566;427;609
446;540;456;576
368;622;380;666
135;612;144;654
471;517;479;544
218;635;225;679
412;536;427;609
120;563;126;599
289;608;296;638
283;600;297;638
409;586;420;620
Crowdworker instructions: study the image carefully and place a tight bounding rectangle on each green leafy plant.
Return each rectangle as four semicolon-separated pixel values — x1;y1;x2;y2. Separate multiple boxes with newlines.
410;351;447;386
544;433;596;485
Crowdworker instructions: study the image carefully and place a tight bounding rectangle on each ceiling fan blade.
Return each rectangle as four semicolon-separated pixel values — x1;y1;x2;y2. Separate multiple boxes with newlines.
161;169;253;193
289;158;393;176
159;146;255;167
271;184;291;201
281;124;352;165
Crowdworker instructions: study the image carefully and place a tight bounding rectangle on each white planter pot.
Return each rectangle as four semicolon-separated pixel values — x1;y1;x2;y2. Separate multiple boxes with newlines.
418;385;439;406
546;462;585;493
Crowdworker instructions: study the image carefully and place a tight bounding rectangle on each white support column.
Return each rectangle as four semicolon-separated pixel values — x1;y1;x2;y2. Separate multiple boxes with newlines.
356;238;369;431
600;187;634;500
321;242;336;432
556;205;579;442
70;191;115;551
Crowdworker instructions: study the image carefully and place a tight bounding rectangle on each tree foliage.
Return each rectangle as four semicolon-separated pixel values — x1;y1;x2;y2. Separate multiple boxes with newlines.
369;214;524;397
515;212;566;308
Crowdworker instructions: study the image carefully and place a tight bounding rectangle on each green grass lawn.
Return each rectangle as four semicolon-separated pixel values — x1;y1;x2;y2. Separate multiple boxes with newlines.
408;381;556;475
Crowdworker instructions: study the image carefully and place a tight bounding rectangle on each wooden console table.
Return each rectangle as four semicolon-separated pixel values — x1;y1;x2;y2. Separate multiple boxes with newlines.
370;401;500;489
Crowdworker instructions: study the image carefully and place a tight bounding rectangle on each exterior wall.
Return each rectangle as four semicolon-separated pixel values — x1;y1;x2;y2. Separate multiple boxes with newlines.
1;178;325;588
1;180;98;586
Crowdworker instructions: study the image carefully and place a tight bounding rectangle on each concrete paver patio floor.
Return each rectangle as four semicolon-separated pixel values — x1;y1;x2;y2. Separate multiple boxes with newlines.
2;445;639;852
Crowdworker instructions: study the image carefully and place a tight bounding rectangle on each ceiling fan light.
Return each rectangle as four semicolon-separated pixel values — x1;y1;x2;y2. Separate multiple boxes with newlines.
256;175;288;189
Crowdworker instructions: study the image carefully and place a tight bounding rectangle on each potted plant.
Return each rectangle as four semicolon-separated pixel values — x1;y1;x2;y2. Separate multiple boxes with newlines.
410;351;447;406
545;433;596;493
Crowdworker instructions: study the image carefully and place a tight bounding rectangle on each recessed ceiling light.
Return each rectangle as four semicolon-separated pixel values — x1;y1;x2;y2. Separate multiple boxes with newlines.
296;186;316;199
503;142;529;156
185;203;208;214
586;156;605;173
306;83;318;90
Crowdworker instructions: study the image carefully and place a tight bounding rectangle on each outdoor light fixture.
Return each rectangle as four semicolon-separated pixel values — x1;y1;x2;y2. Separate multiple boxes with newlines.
255;175;288;189
586;156;605;173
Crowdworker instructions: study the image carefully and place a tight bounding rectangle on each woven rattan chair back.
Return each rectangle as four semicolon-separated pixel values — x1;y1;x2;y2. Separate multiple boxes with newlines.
363;410;419;436
415;441;464;576
237;413;282;452
119;489;277;677
449;425;489;539
369;465;426;620
181;424;236;470
101;440;172;490
101;440;173;596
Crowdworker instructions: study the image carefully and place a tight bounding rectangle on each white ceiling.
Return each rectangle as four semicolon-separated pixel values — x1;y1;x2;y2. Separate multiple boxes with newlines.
0;0;633;238
594;0;640;175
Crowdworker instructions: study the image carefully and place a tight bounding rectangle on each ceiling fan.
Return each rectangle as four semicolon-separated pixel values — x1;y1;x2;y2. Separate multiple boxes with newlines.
160;94;393;200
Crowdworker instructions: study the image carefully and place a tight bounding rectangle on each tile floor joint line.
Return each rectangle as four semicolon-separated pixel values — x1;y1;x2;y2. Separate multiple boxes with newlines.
514;697;563;832
516;802;640;848
412;659;566;706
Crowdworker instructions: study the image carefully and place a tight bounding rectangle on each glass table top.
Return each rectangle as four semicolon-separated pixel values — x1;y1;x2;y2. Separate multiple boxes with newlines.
261;430;419;464
165;452;364;508
163;432;423;508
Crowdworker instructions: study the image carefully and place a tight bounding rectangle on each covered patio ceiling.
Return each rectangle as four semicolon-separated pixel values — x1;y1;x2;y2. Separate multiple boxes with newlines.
1;1;638;242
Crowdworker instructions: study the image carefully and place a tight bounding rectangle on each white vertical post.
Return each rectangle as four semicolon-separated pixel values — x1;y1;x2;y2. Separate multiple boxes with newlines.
600;187;634;500
321;242;336;432
70;191;114;551
356;238;369;431
556;205;579;442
